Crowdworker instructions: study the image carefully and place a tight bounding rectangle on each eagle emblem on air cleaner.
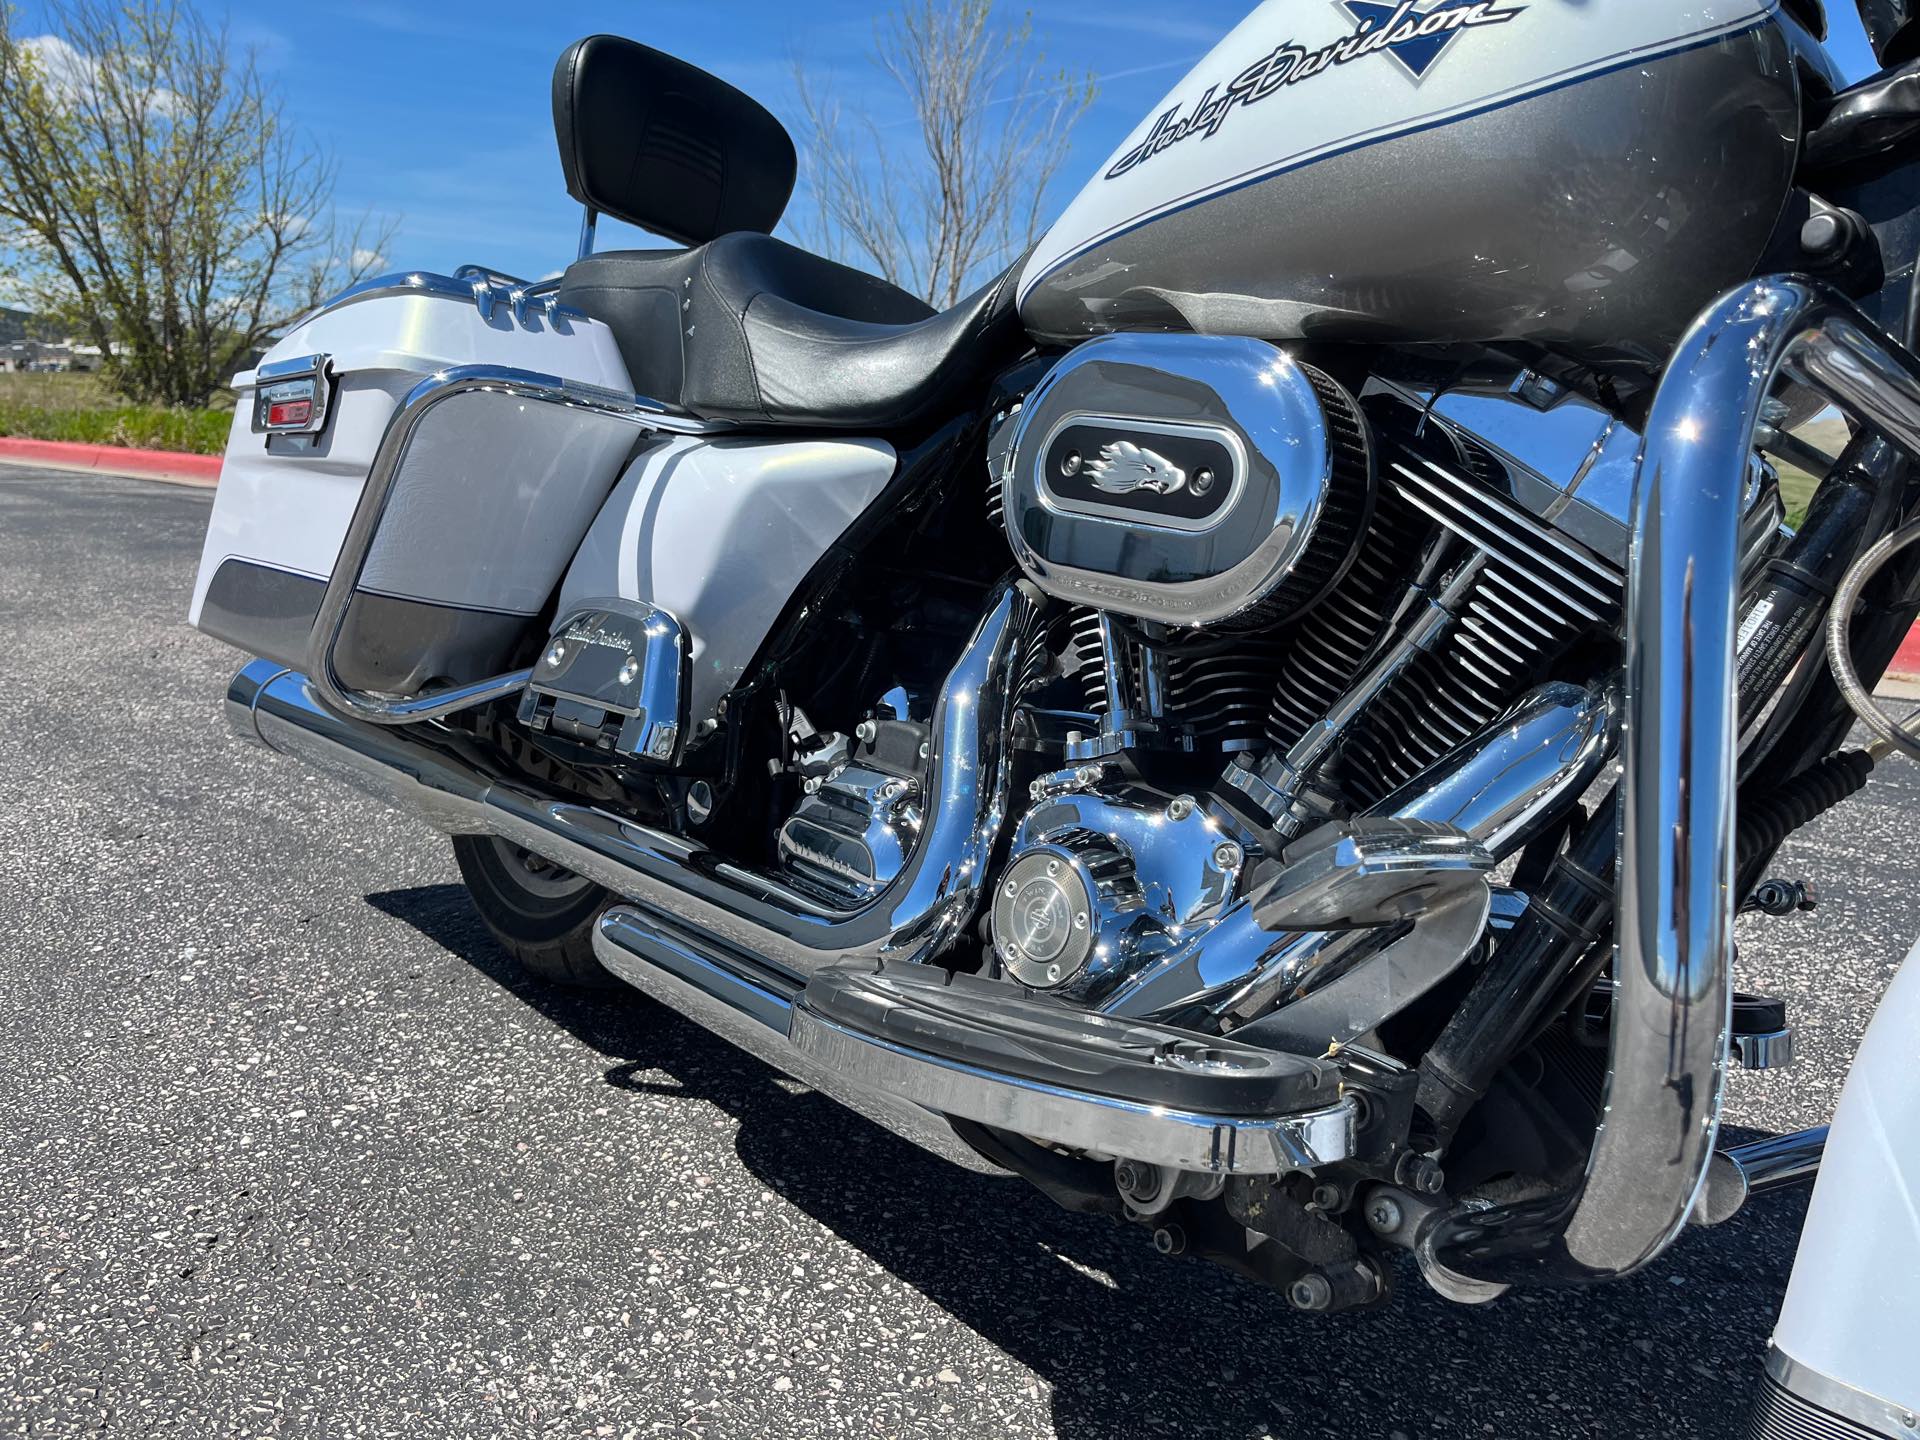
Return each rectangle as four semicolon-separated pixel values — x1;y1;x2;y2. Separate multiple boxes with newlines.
1084;440;1188;496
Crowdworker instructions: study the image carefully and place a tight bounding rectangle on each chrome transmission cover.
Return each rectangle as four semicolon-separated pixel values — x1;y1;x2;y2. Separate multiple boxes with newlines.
998;333;1372;629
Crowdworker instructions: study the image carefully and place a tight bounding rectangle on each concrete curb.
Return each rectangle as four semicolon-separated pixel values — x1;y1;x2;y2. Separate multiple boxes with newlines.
0;436;221;488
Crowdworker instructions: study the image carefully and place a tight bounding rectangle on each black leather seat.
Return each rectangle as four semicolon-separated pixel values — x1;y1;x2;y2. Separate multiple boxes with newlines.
550;36;1026;432
559;233;1025;430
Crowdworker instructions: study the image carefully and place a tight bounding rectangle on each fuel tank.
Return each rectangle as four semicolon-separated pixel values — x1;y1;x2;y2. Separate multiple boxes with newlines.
1019;1;1805;368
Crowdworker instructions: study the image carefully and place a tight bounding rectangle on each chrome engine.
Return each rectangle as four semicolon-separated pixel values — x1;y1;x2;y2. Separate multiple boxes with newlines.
977;343;1780;1045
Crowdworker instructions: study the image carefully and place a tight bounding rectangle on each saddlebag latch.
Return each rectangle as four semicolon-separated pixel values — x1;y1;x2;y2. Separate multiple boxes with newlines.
517;600;689;763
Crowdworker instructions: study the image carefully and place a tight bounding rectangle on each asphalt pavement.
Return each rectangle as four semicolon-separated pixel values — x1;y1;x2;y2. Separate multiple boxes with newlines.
3;464;1918;1440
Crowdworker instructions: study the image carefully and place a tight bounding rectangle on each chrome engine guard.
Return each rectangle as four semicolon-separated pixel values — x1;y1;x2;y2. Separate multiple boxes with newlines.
1423;276;1920;1289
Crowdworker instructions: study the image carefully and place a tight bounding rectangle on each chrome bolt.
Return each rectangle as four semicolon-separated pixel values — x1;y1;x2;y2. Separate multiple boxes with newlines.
1062;451;1082;477
1166;796;1196;822
1152;1224;1186;1257
802;776;822;794
1004;880;1019;897
1045;964;1060;983
1113;1159;1154;1198
855;719;878;743
1310;1183;1342;1212
1212;840;1243;871
1288;1274;1334;1313
544;643;566;667
1365;1195;1404;1236
1046;859;1061;877
1073;913;1089;930
617;659;639;685
1074;764;1102;787
1191;468;1215;496
918;741;930;760
1029;779;1047;801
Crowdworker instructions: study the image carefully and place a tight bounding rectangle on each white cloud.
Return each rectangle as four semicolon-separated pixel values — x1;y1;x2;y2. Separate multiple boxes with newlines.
21;32;180;113
351;247;386;271
20;34;95;96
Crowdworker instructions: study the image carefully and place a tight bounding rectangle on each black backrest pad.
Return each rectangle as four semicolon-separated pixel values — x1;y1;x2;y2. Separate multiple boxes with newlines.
552;36;797;246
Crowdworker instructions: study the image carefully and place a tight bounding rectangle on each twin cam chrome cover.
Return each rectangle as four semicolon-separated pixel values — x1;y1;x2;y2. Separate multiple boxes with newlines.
997;333;1371;629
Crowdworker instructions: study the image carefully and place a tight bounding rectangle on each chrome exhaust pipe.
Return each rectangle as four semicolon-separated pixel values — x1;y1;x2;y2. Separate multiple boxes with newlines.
230;581;1044;984
227;578;1363;1175
1424;278;1920;1289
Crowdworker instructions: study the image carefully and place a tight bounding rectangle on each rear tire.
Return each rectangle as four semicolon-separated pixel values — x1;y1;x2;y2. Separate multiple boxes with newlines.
451;835;616;987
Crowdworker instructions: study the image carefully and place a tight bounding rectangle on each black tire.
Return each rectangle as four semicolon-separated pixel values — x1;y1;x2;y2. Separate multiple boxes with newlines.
451;835;617;987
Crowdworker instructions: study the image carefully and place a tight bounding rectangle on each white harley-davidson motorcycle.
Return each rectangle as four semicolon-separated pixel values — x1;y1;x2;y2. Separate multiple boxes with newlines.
192;4;1920;1431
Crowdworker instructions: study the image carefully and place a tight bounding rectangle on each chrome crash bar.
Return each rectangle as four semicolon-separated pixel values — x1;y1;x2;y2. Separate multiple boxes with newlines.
305;363;718;726
1425;277;1920;1289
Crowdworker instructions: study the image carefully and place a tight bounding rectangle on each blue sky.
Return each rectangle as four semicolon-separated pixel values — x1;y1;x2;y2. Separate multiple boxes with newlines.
8;2;1889;286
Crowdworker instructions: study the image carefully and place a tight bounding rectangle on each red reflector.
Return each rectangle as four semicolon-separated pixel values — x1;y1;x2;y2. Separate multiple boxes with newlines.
267;398;313;428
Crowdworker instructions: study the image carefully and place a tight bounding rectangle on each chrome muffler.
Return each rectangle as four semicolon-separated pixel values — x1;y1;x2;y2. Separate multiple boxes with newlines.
228;583;1363;1176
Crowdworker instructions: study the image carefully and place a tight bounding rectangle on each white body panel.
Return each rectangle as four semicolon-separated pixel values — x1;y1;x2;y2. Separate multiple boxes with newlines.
1018;0;1776;310
188;285;631;628
559;436;896;728
1771;939;1920;1421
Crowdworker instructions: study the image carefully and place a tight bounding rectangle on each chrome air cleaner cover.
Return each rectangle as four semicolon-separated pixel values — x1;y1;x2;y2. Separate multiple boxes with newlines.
999;333;1371;628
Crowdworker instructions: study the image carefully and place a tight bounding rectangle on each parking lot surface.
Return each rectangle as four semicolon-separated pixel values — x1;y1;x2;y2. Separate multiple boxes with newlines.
4;466;1917;1439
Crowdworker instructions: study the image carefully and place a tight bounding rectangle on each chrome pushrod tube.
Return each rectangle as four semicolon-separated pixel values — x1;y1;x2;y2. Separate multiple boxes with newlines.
306;364;719;727
237;581;1043;980
1426;277;1920;1288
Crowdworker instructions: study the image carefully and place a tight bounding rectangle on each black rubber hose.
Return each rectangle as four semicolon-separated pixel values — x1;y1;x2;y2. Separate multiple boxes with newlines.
1414;794;1618;1144
1736;749;1877;869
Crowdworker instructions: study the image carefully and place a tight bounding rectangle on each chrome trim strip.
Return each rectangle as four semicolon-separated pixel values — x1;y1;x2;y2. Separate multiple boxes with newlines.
787;1008;1358;1175
1427;277;1920;1286
1767;1347;1917;1438
306;269;590;326
306;364;722;725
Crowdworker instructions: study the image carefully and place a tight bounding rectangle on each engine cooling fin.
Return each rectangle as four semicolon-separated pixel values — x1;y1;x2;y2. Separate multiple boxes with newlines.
1334;451;1625;806
1267;482;1434;751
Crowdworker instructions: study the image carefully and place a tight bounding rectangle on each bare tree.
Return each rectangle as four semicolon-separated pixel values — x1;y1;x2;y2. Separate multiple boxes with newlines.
0;0;397;407
794;1;1095;310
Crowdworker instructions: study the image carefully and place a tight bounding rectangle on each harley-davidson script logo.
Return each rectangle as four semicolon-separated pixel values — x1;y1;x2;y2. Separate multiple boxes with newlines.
1107;0;1525;178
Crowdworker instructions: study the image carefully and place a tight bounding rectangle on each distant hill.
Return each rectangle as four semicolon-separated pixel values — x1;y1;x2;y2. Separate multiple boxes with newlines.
0;306;44;344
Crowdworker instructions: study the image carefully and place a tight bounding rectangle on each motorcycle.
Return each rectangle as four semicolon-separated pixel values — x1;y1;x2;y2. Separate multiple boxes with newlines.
190;4;1920;1432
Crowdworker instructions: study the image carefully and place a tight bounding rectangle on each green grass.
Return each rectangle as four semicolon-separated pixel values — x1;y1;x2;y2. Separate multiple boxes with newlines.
0;371;231;455
1774;414;1852;530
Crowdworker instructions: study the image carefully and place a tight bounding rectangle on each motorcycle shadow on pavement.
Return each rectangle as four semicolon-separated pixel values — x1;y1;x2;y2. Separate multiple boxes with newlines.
373;882;1809;1440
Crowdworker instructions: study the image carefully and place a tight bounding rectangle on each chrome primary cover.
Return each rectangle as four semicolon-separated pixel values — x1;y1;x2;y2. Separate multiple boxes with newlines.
999;334;1371;627
1018;1;1802;367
